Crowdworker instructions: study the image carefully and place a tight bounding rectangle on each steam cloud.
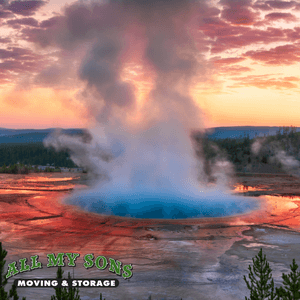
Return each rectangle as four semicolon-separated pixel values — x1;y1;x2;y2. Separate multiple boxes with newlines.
44;0;258;219
274;150;300;175
251;139;263;155
250;137;300;176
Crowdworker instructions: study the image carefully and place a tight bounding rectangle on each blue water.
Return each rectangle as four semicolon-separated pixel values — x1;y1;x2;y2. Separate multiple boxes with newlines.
69;190;259;219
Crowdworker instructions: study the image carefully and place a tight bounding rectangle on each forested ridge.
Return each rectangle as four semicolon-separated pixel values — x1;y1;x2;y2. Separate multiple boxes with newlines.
197;126;300;175
1;126;300;175
0;143;76;169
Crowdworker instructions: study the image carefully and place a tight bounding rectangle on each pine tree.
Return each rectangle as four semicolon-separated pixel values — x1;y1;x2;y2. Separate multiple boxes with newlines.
99;293;105;300
0;242;9;300
9;284;20;300
65;272;80;300
244;248;277;300
51;267;80;300
51;266;65;300
276;259;300;300
0;242;25;300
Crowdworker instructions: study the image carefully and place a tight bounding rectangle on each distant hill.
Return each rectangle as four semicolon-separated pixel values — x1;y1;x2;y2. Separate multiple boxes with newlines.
0;128;84;144
0;126;299;144
205;126;300;140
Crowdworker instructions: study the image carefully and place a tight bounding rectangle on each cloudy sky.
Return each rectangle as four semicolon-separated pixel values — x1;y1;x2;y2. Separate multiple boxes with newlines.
0;0;300;129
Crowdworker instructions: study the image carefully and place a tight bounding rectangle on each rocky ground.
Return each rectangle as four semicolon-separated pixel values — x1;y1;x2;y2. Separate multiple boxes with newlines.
1;173;300;300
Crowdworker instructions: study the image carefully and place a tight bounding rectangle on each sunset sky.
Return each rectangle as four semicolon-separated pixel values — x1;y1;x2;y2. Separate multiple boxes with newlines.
0;0;300;129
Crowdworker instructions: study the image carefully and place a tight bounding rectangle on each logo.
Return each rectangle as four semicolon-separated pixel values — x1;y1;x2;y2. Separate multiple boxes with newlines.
6;252;133;288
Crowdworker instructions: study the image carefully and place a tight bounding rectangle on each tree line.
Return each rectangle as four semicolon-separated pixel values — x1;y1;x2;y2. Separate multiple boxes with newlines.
194;126;300;176
0;143;77;170
1;126;300;176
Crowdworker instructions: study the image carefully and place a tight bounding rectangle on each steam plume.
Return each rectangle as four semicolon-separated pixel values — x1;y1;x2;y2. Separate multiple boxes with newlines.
44;0;258;219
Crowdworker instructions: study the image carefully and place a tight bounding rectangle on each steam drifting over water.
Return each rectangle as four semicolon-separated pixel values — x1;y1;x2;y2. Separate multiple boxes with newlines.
45;0;259;219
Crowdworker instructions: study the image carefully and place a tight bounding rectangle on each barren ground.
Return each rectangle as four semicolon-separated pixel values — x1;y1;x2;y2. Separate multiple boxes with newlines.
1;173;300;300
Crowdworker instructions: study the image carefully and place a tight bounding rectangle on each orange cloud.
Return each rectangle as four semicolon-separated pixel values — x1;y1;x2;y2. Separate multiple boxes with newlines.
229;75;300;89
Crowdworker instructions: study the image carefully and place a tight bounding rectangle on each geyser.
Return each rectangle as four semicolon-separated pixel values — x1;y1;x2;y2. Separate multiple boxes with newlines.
54;122;259;220
43;0;259;219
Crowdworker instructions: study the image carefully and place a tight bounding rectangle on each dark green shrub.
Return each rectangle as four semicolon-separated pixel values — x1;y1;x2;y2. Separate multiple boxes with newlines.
244;248;277;300
0;242;26;300
276;259;300;300
51;267;80;300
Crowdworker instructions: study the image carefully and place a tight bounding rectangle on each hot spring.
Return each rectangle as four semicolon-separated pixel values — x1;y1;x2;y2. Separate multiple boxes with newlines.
68;188;259;219
57;124;259;220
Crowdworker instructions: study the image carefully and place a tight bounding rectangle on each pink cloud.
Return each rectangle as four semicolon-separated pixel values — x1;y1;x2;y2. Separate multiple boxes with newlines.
230;74;299;89
245;44;300;65
209;27;289;53
265;12;297;21
0;46;52;84
199;10;299;53
266;0;297;9
253;1;272;11
294;3;300;10
211;57;251;75
218;65;253;75
39;16;62;28
219;0;260;25
287;27;300;40
7;0;46;16
221;7;259;25
199;17;249;38
2;0;300;96
6;16;39;27
213;57;246;65
0;9;13;18
0;37;11;43
0;47;30;58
